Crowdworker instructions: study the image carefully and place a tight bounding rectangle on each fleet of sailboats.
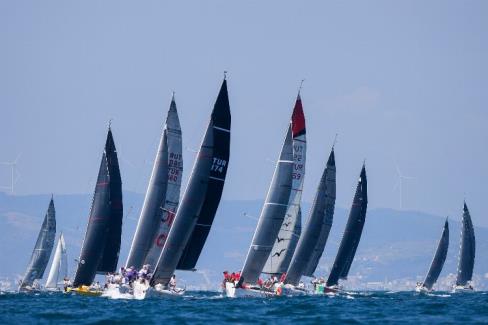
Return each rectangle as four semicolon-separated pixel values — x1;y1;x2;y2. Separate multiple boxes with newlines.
13;78;481;298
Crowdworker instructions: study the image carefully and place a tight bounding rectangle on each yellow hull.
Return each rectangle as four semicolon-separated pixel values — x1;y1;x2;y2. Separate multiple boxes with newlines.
67;286;102;297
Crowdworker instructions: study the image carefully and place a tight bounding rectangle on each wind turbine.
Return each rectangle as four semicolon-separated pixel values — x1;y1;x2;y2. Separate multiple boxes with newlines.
393;164;414;210
0;153;22;194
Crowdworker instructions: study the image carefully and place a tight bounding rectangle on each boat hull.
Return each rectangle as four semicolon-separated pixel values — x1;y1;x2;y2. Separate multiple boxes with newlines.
67;286;102;296
133;281;185;299
223;282;281;298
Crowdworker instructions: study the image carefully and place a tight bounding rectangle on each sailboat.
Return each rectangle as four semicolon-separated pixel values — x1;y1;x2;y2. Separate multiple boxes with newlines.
453;202;476;292
262;94;306;277
284;147;336;290
126;95;183;271
316;163;367;294
416;219;449;292
135;78;230;299
18;198;56;292
225;117;294;298
71;126;123;295
45;233;68;291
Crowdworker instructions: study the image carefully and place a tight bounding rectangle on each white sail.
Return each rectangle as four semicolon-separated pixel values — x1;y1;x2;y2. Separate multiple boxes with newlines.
45;234;67;289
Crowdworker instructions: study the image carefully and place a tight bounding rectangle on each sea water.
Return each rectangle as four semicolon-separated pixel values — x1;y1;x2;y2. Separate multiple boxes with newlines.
1;290;487;324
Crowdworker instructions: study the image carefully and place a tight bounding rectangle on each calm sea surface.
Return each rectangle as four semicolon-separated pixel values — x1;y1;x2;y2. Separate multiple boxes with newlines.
1;290;487;324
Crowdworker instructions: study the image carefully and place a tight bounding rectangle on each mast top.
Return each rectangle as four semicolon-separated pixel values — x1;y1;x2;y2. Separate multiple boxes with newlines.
298;79;305;96
223;71;228;80
332;133;338;150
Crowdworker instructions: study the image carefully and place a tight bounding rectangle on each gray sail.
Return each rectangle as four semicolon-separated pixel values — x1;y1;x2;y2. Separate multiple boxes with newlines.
126;97;182;269
421;219;449;290
326;164;367;287
456;202;475;286
240;126;293;284
19;198;56;289
143;96;183;269
263;95;306;275
285;149;336;285
73;127;123;287
151;79;230;285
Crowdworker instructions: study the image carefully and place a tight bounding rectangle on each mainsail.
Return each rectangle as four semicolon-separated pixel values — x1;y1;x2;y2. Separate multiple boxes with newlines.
19;198;56;289
151;78;230;285
240;126;293;284
285;148;336;285
263;94;306;275
126;95;182;269
144;95;183;269
73;127;123;287
421;219;449;290
45;233;68;289
326;164;367;287
456;202;475;286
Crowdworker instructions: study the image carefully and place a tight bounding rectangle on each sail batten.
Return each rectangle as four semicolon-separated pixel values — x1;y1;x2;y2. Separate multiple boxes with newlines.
326;164;367;287
19;199;56;290
263;95;306;275
285;149;336;285
73;128;123;287
151;79;230;285
456;202;475;286
240;126;293;284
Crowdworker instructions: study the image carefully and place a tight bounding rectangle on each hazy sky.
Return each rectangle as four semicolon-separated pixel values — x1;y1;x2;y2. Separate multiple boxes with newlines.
1;1;487;225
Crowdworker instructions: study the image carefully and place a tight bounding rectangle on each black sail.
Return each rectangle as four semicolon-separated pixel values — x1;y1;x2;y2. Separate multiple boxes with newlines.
285;149;336;285
73;128;123;287
326;164;367;287
176;79;231;270
422;219;449;290
19;198;56;289
151;79;230;284
456;202;475;286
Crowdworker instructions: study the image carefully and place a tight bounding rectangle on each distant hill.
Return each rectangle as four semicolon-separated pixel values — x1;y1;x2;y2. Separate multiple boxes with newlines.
0;192;486;291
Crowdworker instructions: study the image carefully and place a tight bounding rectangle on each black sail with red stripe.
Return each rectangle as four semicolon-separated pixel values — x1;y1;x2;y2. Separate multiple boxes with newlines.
73;127;123;287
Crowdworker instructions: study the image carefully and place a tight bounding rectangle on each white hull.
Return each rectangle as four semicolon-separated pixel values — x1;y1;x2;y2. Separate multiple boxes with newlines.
102;283;133;299
133;281;185;299
415;284;431;293
281;284;308;296
452;285;474;293
223;282;280;298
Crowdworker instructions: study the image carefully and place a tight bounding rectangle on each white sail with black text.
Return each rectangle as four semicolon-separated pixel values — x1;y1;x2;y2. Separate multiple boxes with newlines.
126;95;183;270
263;94;306;276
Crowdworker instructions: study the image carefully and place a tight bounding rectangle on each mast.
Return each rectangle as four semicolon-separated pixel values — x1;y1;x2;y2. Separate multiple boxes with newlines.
45;233;68;289
73;127;123;287
421;219;449;290
240;126;293;284
263;93;306;275
456;202;476;286
285;148;336;285
326;163;367;287
151;78;230;285
144;95;183;269
19;198;56;289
